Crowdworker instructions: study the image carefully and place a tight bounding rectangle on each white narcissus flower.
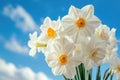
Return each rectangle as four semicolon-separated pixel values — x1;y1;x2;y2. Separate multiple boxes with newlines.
83;36;106;70
62;5;101;43
40;17;63;43
108;57;120;80
95;25;117;46
28;32;47;56
95;25;118;62
95;25;110;41
45;37;81;79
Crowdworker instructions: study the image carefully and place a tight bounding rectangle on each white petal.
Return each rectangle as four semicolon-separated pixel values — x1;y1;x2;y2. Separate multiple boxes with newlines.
51;20;59;30
48;60;58;68
45;52;58;67
52;41;63;53
71;55;82;66
40;17;51;31
29;32;37;40
108;56;120;68
62;15;75;28
52;65;65;75
39;33;48;42
28;40;35;48
84;58;93;70
64;65;76;79
68;5;79;18
87;16;101;28
64;25;78;36
64;42;75;56
29;48;36;56
81;5;94;18
44;17;51;24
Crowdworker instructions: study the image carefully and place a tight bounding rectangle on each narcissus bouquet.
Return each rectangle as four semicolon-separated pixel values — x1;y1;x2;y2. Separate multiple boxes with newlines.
28;5;120;80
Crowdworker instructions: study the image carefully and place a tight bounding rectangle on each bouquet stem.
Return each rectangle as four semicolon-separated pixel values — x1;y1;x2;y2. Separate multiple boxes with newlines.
63;64;114;80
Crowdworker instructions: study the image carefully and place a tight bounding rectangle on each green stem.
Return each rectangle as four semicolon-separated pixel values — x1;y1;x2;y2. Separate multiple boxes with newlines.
74;75;77;80
110;74;113;80
88;69;92;80
104;73;110;80
63;75;67;80
76;67;80;80
63;75;73;80
103;68;109;80
103;69;112;80
79;63;85;80
96;66;101;80
85;70;88;80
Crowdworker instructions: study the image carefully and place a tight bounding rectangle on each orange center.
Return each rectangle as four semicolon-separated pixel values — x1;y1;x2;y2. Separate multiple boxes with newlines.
76;18;86;29
92;50;98;58
58;54;68;65
47;27;56;38
117;65;120;72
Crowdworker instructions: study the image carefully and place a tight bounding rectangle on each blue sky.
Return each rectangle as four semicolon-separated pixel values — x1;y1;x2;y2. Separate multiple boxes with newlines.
0;0;120;80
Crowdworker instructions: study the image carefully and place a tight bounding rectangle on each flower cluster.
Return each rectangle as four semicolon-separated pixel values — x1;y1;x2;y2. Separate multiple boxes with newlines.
28;5;119;79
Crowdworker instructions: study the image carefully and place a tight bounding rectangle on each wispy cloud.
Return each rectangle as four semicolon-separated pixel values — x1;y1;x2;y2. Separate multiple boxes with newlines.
3;5;38;32
4;36;29;54
0;58;52;80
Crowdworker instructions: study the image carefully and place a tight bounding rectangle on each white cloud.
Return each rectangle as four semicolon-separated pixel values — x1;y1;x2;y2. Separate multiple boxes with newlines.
3;5;38;32
4;36;29;54
0;58;52;80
